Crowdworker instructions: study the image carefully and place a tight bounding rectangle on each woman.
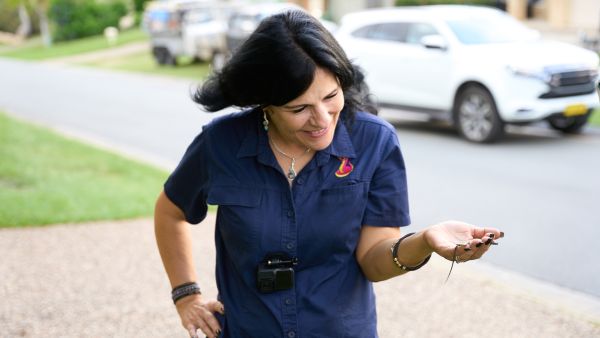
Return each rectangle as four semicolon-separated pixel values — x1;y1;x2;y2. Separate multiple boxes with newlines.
154;10;502;338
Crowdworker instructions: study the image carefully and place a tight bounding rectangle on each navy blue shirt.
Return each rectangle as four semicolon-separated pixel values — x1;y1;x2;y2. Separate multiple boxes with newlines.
164;108;410;338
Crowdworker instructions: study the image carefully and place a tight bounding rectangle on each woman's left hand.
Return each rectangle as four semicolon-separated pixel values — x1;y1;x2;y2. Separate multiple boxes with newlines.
423;221;503;263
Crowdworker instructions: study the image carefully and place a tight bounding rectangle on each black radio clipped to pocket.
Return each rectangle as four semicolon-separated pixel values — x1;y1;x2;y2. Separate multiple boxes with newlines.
257;253;298;293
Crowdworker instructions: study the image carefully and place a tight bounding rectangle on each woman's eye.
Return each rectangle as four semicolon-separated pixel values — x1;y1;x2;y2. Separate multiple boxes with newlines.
291;106;306;113
325;91;338;100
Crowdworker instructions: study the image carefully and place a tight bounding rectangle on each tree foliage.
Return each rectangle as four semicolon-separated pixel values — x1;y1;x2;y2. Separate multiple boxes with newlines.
0;1;21;32
49;0;127;42
0;0;40;33
133;0;150;12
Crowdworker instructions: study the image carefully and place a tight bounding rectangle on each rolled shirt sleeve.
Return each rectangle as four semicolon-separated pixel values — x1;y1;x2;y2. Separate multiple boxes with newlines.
362;130;411;227
164;129;211;224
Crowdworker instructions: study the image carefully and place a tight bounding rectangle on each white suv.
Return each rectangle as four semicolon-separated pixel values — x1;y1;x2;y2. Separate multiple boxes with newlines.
336;5;600;143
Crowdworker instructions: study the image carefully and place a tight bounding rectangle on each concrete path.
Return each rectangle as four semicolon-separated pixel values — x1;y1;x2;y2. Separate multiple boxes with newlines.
1;216;598;338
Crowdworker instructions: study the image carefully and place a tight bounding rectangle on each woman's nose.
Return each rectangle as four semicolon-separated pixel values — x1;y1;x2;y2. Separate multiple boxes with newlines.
311;104;331;126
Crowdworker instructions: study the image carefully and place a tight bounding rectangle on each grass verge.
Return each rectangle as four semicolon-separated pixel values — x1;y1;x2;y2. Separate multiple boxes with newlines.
0;29;147;60
589;108;600;127
81;50;211;80
0;112;168;227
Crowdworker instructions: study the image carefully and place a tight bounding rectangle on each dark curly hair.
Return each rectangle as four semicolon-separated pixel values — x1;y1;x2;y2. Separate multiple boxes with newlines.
193;9;376;122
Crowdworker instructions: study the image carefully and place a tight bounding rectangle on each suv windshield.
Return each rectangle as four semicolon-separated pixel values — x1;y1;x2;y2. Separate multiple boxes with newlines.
230;14;262;31
446;14;538;44
184;10;213;24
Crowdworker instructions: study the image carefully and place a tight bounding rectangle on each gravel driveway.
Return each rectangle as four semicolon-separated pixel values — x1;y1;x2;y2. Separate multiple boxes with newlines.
1;214;599;337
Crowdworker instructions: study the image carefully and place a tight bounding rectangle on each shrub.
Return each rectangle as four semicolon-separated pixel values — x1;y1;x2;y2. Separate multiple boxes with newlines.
49;0;127;42
0;1;20;33
133;0;151;12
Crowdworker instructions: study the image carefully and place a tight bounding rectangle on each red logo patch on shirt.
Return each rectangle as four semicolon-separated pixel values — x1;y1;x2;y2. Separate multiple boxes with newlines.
335;157;353;178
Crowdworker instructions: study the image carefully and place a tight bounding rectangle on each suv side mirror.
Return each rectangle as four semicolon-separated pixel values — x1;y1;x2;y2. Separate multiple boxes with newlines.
420;34;448;51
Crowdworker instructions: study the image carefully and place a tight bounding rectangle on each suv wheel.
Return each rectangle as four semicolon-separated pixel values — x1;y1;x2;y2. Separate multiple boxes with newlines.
152;47;166;65
163;50;177;66
454;85;504;143
547;113;590;134
153;47;177;66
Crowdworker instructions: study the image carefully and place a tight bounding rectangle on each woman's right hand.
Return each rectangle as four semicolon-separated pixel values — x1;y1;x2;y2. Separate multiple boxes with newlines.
175;294;225;338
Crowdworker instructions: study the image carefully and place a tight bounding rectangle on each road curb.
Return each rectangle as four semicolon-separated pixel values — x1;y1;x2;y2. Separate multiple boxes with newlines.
3;111;178;171
469;260;600;324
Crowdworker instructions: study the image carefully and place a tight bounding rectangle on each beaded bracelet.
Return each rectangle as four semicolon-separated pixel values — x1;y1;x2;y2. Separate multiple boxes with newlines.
172;282;201;304
390;232;432;271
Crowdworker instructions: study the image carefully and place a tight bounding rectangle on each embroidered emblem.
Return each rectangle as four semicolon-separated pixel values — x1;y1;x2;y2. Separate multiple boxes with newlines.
335;157;353;178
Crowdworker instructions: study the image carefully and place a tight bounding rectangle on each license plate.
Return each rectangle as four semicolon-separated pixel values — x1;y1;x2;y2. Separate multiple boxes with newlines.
564;103;588;117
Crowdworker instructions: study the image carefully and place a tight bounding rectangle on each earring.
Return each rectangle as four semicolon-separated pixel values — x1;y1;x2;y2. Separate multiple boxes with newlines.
262;110;269;131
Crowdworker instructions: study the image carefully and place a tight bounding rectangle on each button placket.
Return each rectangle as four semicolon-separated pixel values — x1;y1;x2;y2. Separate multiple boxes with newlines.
284;208;296;253
283;191;297;255
281;191;298;338
282;291;297;316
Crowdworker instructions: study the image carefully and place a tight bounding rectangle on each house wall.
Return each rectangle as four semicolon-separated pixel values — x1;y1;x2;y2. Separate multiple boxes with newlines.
328;0;394;22
329;0;366;22
507;0;528;20
570;0;600;31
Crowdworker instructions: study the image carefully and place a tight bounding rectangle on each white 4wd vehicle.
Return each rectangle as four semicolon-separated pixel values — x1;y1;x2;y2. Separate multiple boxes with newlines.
336;5;600;143
143;0;239;65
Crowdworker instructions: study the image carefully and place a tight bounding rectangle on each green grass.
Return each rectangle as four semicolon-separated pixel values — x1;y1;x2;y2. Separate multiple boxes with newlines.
0;112;168;227
590;108;600;127
0;29;148;60
81;50;211;80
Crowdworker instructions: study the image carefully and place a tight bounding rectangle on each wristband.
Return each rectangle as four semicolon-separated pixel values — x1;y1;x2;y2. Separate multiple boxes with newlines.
390;232;431;271
172;282;201;304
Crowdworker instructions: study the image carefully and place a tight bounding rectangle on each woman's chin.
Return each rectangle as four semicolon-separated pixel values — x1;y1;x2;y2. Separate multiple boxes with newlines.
301;134;334;151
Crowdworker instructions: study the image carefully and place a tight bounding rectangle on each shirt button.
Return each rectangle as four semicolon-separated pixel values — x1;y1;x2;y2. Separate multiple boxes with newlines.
287;210;294;218
296;178;304;185
286;243;294;250
285;298;292;305
288;331;296;338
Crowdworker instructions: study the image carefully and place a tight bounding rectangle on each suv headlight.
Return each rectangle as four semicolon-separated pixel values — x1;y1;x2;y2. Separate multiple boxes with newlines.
591;68;599;81
507;65;549;83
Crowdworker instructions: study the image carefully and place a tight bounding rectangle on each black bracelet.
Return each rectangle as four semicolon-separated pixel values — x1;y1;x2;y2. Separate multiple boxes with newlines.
390;232;431;271
171;282;201;304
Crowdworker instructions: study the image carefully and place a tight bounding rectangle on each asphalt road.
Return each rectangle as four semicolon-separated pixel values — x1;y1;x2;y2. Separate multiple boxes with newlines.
0;58;229;168
1;58;599;298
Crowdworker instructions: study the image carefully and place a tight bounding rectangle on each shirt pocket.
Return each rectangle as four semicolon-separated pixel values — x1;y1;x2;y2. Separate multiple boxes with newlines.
303;182;369;256
319;181;368;226
319;181;368;204
207;185;263;254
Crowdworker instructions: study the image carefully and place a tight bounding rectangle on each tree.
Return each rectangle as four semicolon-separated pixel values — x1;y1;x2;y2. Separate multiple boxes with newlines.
133;0;149;12
6;0;51;46
29;0;52;46
16;2;32;38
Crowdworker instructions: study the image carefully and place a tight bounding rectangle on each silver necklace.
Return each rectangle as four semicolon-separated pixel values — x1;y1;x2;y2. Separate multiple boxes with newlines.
269;138;310;181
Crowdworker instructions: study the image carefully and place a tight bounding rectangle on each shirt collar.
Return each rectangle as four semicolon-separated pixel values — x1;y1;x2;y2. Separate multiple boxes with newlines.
236;109;356;164
237;108;267;159
313;116;355;167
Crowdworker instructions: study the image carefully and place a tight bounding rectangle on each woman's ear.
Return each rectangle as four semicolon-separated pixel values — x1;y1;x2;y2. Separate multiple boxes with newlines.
262;107;270;131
